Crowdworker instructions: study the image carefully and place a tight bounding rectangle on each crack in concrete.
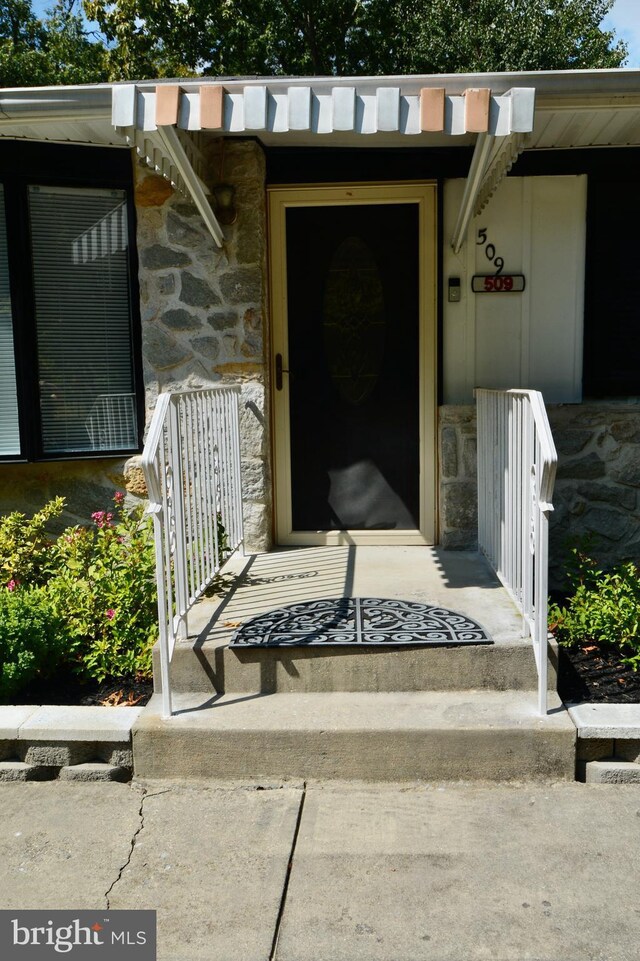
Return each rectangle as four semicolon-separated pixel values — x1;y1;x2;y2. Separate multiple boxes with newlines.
104;787;171;908
269;781;307;961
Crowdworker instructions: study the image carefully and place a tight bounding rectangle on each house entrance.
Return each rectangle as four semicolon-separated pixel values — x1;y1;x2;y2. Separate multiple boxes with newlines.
269;184;437;545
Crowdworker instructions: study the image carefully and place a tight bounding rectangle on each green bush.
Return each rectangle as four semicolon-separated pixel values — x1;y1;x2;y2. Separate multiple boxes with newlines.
0;497;65;587
549;547;640;670
46;495;158;682
0;492;234;693
0;494;158;689
0;585;65;700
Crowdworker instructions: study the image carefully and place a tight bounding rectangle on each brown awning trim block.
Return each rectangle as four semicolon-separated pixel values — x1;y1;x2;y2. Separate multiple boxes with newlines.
464;88;491;133
200;85;224;130
420;87;445;132
155;85;180;126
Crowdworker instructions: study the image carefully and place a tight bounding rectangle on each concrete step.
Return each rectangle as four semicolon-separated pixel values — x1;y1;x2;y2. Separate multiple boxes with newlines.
133;690;575;782
157;636;558;695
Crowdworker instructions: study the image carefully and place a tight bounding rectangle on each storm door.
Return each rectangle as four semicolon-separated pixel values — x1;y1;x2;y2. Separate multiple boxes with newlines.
269;184;437;545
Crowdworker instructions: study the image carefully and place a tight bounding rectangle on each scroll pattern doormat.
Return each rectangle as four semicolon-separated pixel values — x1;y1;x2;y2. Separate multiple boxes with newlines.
230;597;493;647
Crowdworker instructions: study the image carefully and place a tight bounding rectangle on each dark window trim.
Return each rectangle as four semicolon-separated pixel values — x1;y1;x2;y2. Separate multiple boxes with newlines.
0;142;143;463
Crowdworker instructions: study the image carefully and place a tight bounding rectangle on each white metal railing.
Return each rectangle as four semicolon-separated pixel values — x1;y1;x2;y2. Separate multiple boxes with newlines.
142;387;244;717
475;388;557;715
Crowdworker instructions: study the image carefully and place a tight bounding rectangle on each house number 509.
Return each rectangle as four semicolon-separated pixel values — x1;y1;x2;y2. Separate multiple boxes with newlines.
476;228;504;275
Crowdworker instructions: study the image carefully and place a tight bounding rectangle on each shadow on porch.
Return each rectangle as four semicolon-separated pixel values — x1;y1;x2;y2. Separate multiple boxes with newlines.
151;545;555;701
189;546;520;644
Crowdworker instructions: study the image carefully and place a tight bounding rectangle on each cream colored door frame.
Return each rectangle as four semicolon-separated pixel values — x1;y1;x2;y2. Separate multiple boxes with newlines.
269;183;437;546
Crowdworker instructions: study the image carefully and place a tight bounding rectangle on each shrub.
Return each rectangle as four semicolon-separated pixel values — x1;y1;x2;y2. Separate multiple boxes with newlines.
0;585;65;700
0;497;65;587
549;547;640;670
0;494;158;689
46;495;158;682
0;491;234;693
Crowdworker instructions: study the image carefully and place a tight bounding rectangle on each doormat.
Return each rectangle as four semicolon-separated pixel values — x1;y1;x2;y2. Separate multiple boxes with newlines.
229;598;493;647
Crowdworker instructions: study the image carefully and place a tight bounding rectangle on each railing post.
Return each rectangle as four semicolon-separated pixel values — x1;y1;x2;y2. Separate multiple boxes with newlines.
231;390;245;554
476;387;556;716
169;396;189;640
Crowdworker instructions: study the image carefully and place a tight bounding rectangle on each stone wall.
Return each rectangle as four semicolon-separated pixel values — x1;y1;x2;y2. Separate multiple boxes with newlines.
439;403;640;588
134;139;271;551
438;406;478;551
548;403;640;587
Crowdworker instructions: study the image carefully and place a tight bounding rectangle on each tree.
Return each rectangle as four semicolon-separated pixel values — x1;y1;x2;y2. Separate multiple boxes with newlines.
0;0;108;87
398;0;628;74
83;0;627;82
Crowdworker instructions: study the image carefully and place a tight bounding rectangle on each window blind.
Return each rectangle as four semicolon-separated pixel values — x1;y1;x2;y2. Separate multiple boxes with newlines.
0;187;20;456
29;185;137;454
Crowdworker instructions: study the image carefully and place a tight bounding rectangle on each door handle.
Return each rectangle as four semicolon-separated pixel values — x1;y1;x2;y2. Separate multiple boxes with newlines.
275;353;289;391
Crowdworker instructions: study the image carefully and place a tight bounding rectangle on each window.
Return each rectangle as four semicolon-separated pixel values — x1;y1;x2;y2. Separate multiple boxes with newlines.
0;146;141;461
0;188;19;457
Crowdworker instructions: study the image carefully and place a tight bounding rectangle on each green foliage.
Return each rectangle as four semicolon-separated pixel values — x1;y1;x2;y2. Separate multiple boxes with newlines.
0;0;108;87
46;497;158;682
0;585;66;700
549;547;640;670
0;0;627;85
83;0;626;82
401;0;626;74
0;494;158;692
0;496;65;587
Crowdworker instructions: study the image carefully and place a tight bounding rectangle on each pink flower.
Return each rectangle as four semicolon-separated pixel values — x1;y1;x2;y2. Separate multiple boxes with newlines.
6;579;18;592
105;608;116;620
91;511;114;529
114;491;125;506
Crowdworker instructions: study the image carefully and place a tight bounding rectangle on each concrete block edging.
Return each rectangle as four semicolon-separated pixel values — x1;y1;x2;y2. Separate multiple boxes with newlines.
0;705;143;782
568;702;640;784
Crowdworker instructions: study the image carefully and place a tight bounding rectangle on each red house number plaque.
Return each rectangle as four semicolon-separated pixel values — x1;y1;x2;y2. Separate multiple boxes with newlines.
471;274;526;293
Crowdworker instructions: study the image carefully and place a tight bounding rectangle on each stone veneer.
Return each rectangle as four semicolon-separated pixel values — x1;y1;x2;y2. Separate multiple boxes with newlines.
134;139;271;551
439;402;640;588
0;139;272;551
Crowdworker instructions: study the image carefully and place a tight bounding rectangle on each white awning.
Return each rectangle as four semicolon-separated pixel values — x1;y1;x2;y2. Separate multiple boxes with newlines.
111;80;534;139
2;71;640;250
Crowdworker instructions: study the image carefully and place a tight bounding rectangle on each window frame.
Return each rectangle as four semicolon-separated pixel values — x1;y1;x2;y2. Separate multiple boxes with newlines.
0;143;143;463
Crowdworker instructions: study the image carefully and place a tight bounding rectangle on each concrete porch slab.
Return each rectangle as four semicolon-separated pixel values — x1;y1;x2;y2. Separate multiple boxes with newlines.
159;547;551;696
189;547;525;646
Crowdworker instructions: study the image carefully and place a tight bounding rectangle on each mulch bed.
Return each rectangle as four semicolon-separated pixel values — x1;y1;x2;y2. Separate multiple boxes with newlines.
558;641;640;704
15;672;153;707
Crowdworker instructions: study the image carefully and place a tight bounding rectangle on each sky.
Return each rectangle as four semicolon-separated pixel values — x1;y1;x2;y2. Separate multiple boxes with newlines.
603;0;640;66
28;0;640;69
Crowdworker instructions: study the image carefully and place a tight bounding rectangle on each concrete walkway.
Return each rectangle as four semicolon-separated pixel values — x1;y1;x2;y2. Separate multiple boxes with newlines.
0;778;638;961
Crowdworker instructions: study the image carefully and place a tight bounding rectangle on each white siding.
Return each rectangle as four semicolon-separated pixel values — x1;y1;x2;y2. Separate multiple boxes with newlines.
443;175;587;404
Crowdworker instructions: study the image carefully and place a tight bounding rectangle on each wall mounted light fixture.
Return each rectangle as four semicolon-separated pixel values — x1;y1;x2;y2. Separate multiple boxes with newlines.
212;139;237;225
212;183;237;225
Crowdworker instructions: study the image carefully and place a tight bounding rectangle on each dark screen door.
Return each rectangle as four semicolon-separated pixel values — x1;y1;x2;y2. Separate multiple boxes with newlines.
286;202;419;531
